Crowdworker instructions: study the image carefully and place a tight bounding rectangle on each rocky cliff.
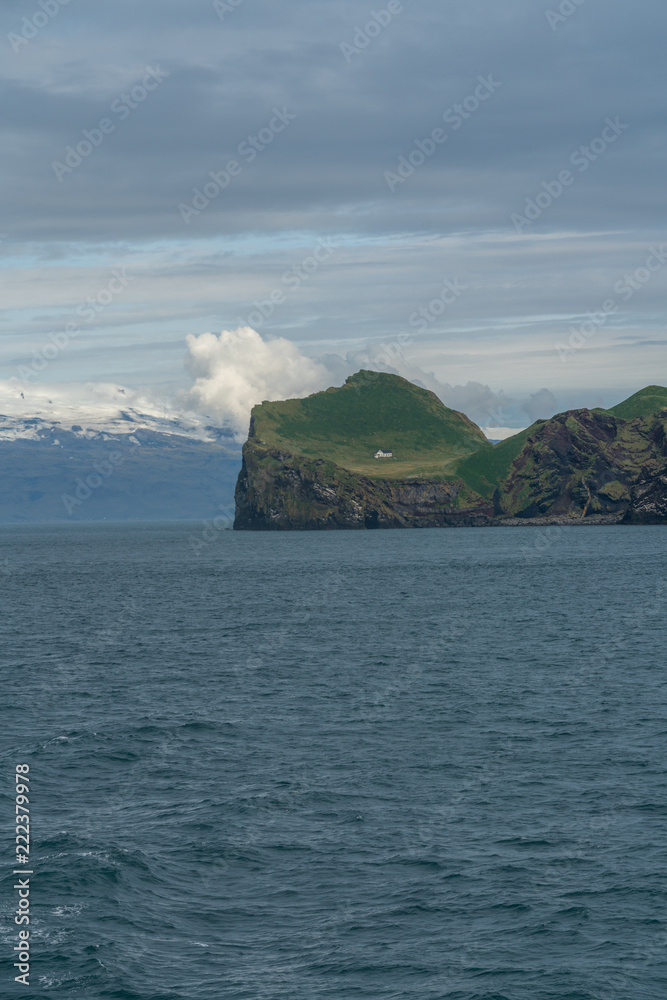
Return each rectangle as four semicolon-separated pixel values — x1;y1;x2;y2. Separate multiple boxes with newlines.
498;408;667;518
623;466;667;523
234;444;493;530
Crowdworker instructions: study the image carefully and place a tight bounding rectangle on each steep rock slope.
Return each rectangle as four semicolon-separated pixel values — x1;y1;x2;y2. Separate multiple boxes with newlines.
623;466;667;523
235;447;493;530
496;408;667;517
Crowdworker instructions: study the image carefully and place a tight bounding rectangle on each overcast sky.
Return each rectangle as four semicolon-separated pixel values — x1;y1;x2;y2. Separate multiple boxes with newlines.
1;0;666;427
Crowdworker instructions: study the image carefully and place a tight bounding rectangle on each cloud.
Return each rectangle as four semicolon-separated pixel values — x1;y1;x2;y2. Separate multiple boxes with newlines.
184;327;330;434
2;0;666;244
2;0;666;402
436;381;513;427
1;327;564;446
480;426;524;442
522;388;559;422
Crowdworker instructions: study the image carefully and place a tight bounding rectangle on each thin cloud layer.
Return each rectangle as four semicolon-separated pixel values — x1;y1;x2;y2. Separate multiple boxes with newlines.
1;0;665;242
0;0;664;403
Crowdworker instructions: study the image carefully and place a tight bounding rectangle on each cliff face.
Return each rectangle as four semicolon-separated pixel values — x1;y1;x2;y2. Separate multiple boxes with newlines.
234;445;494;530
498;409;667;518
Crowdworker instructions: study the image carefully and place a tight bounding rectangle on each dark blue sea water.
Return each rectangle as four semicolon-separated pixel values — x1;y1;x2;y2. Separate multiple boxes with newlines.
1;523;666;999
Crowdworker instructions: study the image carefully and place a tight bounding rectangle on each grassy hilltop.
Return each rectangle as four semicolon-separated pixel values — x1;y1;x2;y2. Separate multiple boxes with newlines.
607;384;667;420
252;370;488;480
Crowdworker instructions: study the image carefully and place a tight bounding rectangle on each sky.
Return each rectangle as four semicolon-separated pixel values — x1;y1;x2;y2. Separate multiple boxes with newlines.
1;0;666;433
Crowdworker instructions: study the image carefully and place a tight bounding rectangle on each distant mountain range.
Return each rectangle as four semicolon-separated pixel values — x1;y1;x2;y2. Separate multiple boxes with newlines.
235;373;667;529
0;382;241;523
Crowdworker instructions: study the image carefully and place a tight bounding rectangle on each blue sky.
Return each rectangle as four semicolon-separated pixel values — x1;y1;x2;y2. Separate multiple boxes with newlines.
1;0;666;428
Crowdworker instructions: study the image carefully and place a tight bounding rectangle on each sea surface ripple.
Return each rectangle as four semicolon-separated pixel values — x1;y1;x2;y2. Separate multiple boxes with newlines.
0;523;666;999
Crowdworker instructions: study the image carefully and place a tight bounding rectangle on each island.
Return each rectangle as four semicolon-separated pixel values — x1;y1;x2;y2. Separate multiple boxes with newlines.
234;371;667;530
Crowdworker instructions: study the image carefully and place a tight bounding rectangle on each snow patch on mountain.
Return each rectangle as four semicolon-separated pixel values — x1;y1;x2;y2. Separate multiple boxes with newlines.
0;380;230;443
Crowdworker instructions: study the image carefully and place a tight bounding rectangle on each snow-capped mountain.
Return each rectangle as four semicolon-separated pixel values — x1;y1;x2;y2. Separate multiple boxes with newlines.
0;379;232;443
0;381;242;523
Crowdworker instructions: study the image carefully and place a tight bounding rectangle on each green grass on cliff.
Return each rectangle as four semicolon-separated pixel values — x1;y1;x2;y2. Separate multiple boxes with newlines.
250;370;488;479
607;385;667;421
455;425;536;499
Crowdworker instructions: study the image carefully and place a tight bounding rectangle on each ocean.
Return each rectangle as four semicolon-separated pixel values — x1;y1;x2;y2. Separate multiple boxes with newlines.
1;522;666;999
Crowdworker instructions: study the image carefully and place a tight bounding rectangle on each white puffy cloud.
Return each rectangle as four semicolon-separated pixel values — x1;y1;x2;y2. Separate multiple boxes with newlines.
184;327;331;435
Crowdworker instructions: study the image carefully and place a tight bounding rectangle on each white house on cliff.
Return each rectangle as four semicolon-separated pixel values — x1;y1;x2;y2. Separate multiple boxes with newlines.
374;449;393;459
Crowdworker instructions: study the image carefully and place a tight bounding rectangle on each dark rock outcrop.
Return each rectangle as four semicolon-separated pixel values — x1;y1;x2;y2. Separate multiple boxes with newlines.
498;409;667;519
623;467;667;523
